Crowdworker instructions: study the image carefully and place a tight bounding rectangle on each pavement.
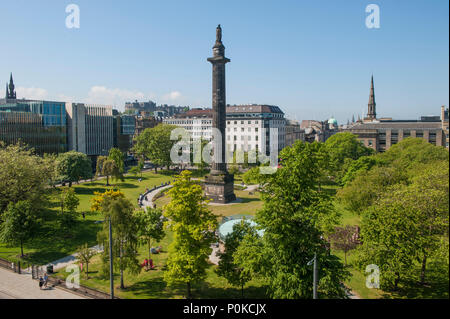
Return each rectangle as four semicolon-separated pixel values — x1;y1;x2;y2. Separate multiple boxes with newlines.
44;245;103;271
0;267;85;299
141;185;173;209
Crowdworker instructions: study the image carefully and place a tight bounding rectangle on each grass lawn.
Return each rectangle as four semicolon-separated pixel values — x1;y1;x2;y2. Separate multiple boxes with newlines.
154;189;263;219
0;171;174;265
55;229;268;299
51;182;267;299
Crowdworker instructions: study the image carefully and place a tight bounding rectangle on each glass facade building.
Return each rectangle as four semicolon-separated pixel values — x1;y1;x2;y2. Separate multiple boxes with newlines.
0;99;67;154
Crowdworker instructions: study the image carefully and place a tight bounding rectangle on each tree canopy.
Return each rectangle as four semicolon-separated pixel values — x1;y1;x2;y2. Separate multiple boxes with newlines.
0;142;50;214
133;124;177;171
163;170;218;298
56;151;93;186
236;140;349;298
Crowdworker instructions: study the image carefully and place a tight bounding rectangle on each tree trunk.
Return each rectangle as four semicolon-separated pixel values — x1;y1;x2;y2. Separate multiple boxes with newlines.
187;282;192;299
20;239;24;257
86;263;89;279
120;269;124;289
420;254;427;284
69;181;72;187
148;239;152;261
154;167;157;173
394;272;400;290
106;175;110;186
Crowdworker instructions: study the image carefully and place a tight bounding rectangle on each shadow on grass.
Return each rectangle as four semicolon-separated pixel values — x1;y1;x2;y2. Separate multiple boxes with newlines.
239;197;262;204
383;267;449;299
20;219;102;265
124;277;268;299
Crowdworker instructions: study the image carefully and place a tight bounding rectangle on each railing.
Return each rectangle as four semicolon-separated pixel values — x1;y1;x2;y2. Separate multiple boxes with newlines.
138;181;174;207
0;257;31;274
0;257;118;299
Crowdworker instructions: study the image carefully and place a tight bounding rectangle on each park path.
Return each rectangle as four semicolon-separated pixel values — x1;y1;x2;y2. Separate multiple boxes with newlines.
0;267;85;299
43;245;103;272
141;185;173;209
140;184;222;265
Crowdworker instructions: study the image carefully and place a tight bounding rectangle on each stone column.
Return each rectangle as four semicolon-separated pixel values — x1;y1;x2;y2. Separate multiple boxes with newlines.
204;25;236;203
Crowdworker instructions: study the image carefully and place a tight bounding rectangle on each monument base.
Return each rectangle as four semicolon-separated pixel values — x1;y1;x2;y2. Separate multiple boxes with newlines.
204;172;236;204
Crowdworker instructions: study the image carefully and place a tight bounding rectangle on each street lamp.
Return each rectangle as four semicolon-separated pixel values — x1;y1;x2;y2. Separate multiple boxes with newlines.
109;216;114;299
307;253;318;299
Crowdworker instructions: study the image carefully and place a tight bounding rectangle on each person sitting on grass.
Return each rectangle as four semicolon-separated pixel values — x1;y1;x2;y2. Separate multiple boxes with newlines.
142;258;149;270
148;258;155;270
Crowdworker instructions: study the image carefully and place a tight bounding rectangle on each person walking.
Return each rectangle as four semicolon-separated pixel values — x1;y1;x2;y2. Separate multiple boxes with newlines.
39;277;44;290
43;272;49;289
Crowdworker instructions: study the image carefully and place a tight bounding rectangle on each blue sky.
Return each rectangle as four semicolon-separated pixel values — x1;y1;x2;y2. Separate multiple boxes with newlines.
0;0;448;123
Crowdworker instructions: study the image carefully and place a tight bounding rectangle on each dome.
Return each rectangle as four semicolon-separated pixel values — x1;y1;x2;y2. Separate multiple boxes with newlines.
328;118;338;125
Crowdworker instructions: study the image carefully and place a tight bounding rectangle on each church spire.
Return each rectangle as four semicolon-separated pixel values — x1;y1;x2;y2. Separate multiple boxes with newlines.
367;75;376;120
5;83;8;99
7;73;16;99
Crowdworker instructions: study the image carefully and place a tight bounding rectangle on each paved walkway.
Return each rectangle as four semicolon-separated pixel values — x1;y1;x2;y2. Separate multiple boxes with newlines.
0;267;85;299
44;245;103;271
141;185;173;209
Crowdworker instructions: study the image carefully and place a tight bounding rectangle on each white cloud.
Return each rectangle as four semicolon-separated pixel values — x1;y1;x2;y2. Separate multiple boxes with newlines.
86;86;150;107
15;87;48;100
162;91;182;102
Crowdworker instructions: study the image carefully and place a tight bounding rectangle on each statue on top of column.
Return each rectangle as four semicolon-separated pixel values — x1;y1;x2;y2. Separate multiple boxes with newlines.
216;24;222;43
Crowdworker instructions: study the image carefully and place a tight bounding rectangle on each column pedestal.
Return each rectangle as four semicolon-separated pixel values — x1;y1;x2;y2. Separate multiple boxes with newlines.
204;172;236;204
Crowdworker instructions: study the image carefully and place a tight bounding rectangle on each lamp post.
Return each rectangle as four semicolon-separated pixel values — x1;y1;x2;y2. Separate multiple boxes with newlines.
109;216;114;299
307;253;318;299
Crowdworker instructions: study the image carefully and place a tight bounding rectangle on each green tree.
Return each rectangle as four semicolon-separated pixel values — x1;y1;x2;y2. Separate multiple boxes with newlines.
163;170;218;298
216;219;257;297
0;200;40;257
97;157;121;186
192;138;210;173
77;243;96;279
355;161;448;290
97;195;141;289
337;138;449;214
108;148;125;176
324;132;374;183
58;187;80;233
239;141;348;298
133;124;177;172
0;142;49;215
135;207;166;260
242;166;261;185
129;160;144;178
56;151;93;187
341;156;378;186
